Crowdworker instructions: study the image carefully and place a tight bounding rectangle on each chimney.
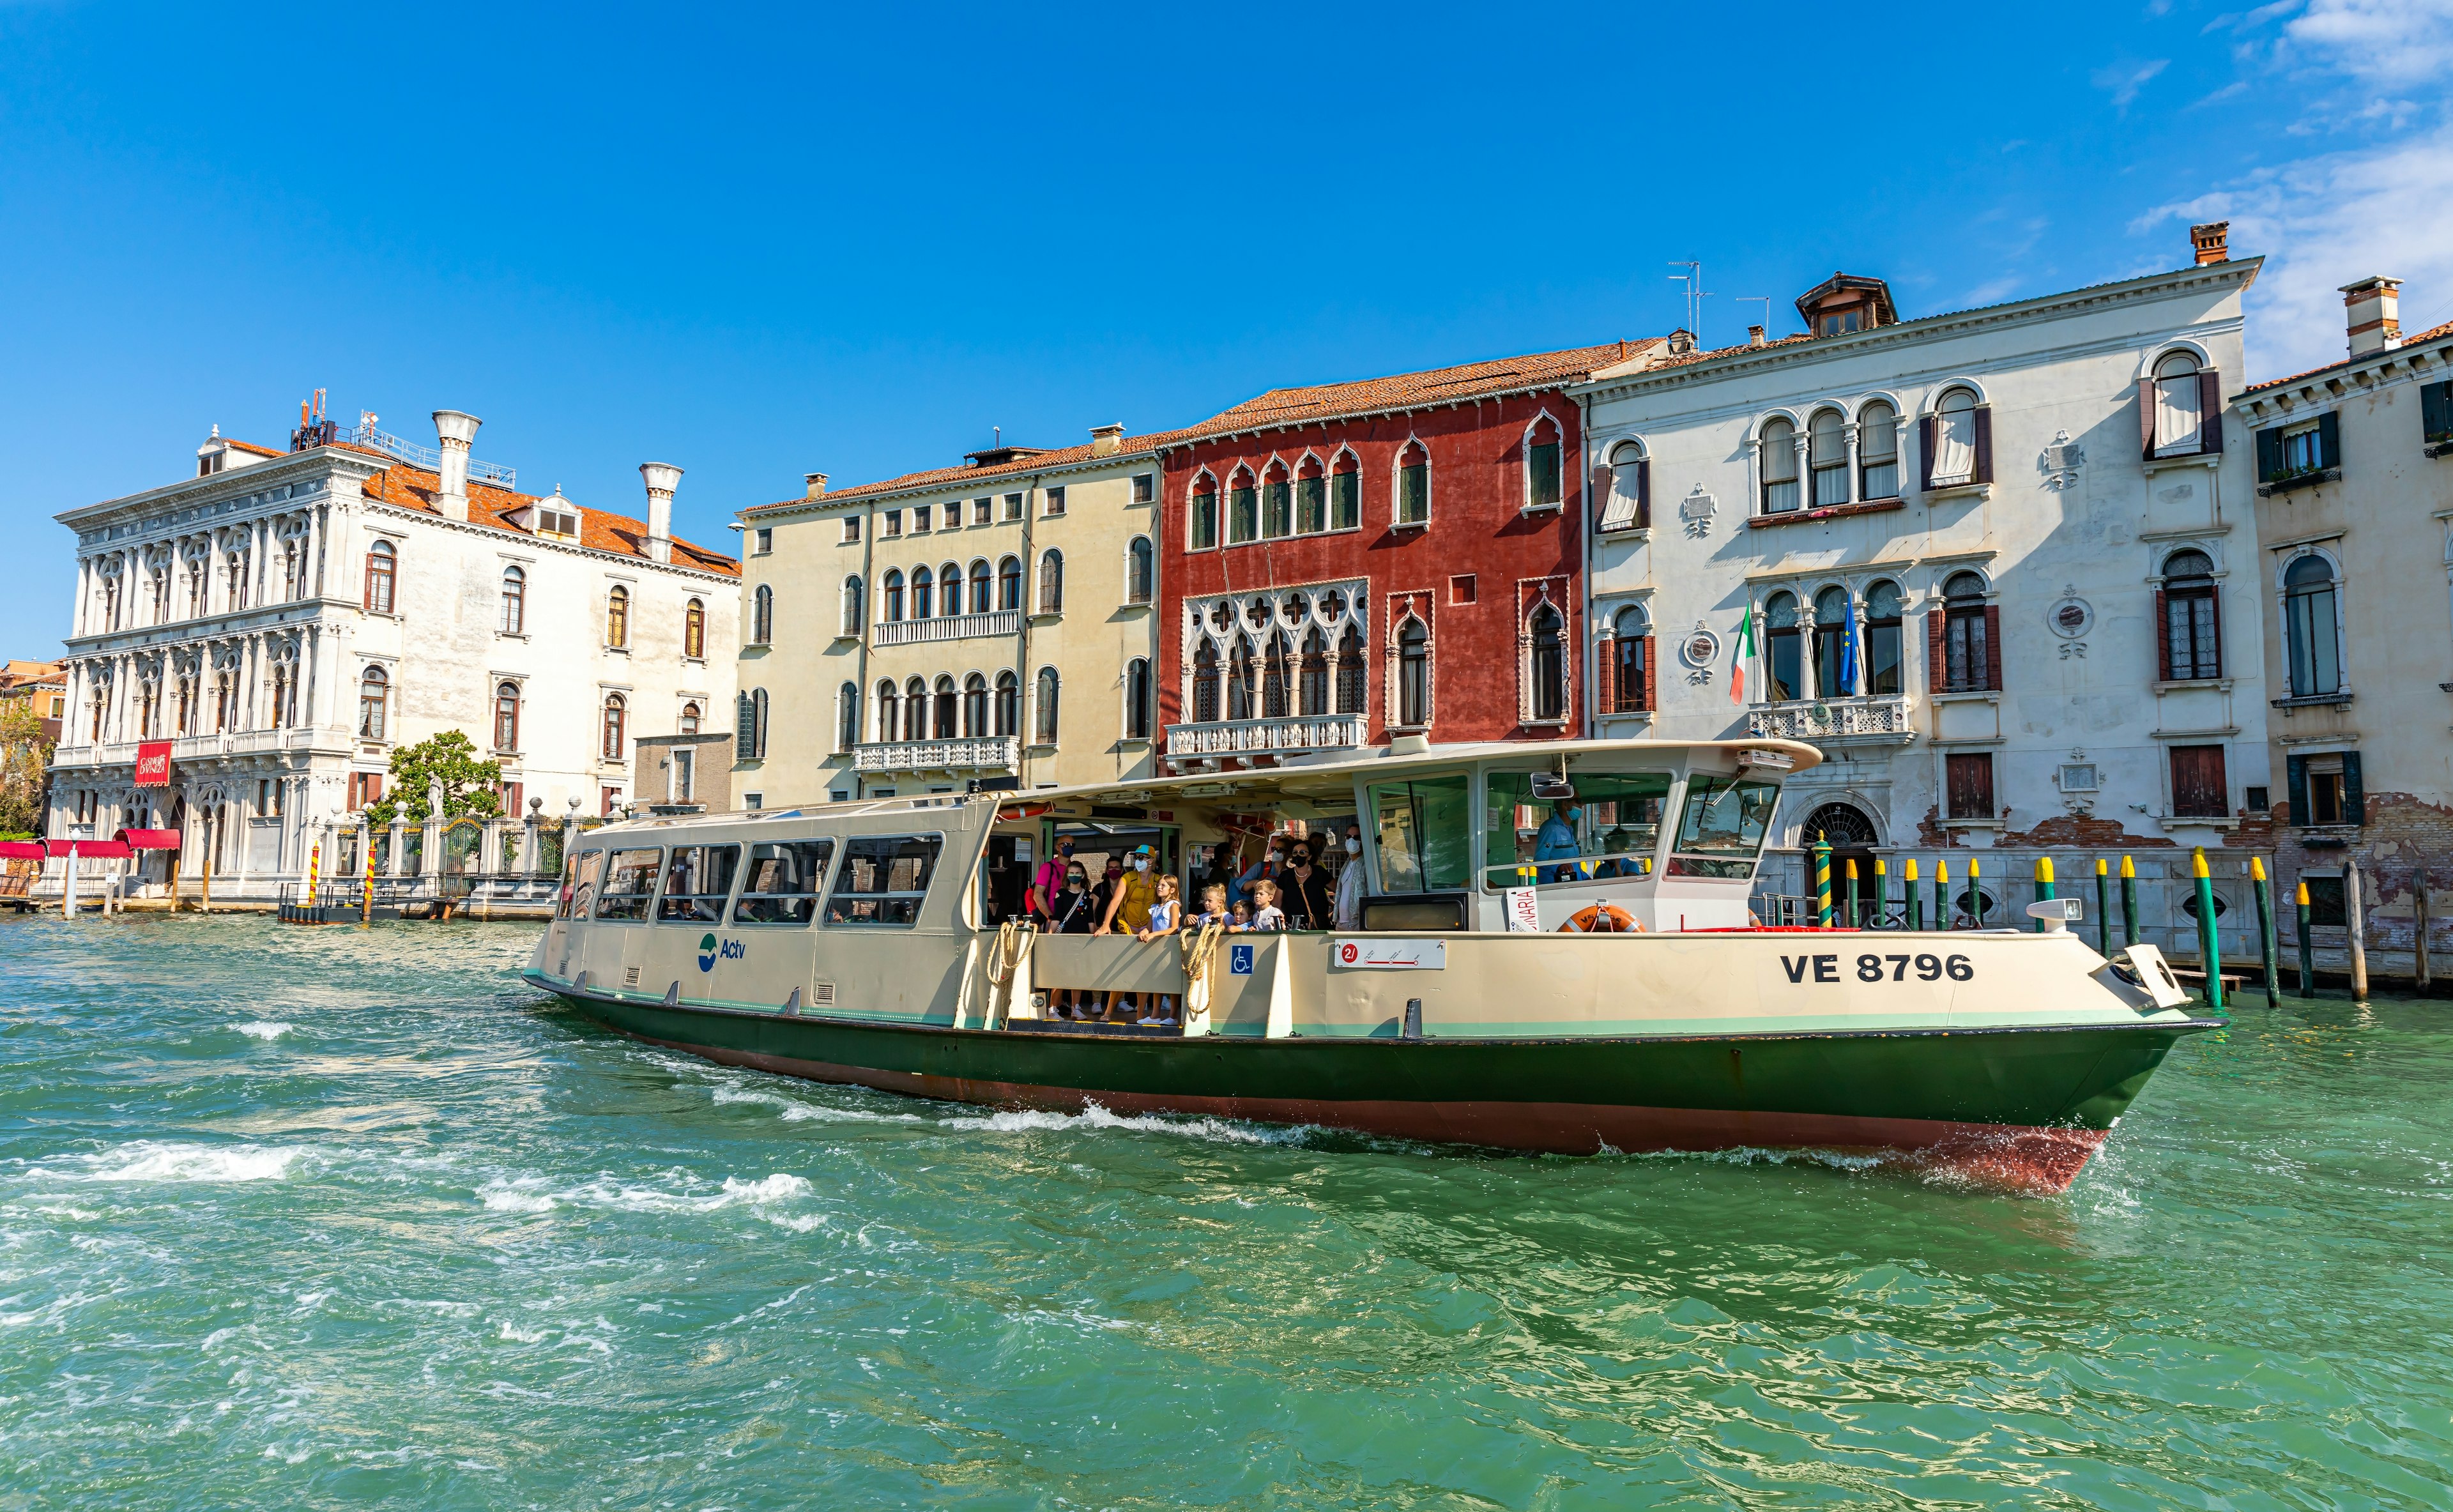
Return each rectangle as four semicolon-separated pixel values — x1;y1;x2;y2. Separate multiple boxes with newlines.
1746;325;1767;348
432;410;480;523
638;462;681;565
1089;423;1126;457
804;471;829;499
2341;276;2403;358
2190;222;2229;266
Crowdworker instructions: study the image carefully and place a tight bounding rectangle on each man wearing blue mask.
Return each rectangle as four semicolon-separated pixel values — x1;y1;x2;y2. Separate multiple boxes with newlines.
1535;800;1582;883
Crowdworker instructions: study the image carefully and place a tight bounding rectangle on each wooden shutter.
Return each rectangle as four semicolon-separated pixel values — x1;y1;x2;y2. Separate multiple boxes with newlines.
736;695;757;759
1637;459;1652;530
2342;751;2364;825
1595;633;1616;714
2197;370;2224;454
1926;608;1947;694
2286;753;2309;827
1917;416;1936;492
1982;605;2002;691
1642;637;1658;711
2317;411;2342;471
1971;407;1994;484
1946;752;1995;820
2256;425;2283;482
2171;745;2228;818
2155;589;2171;680
2138;378;2159;459
2424;379;2453;441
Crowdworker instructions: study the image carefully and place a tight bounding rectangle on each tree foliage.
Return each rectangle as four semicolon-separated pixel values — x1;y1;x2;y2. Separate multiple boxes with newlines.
0;698;54;838
365;729;503;828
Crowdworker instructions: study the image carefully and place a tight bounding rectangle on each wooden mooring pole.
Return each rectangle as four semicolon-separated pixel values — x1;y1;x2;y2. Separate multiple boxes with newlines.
2416;874;2433;995
2344;860;2370;1005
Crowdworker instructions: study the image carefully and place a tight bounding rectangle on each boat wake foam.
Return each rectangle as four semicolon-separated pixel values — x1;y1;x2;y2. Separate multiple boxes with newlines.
938;1101;1313;1148
475;1170;818;1219
34;1141;310;1184
234;1021;294;1042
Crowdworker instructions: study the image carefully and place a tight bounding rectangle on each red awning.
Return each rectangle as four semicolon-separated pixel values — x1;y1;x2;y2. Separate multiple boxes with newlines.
118;828;181;850
0;841;44;859
45;839;132;859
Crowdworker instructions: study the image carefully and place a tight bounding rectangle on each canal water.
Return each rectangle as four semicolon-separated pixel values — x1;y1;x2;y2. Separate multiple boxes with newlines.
3;914;2449;1509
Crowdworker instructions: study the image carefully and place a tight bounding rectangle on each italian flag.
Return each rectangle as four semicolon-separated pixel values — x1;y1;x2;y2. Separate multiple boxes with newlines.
1728;606;1755;705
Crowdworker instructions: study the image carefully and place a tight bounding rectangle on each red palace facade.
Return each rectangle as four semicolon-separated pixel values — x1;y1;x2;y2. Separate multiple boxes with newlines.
1154;344;1643;770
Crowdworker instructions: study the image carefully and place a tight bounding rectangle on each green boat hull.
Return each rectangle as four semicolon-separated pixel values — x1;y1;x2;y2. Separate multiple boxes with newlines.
530;972;2214;1191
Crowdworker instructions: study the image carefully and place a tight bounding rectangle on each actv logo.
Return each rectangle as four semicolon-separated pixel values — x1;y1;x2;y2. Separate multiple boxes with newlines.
698;935;747;972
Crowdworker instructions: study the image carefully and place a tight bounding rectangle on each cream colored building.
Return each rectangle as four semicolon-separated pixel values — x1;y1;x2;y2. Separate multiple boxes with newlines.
735;424;1191;804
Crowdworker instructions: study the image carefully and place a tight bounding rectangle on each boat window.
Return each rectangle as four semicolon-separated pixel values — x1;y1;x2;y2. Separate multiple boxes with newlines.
1368;776;1471;893
656;844;742;924
593;848;664;920
1481;770;1670;890
732;839;837;926
825;834;945;926
1669;777;1780;879
557;850;604;919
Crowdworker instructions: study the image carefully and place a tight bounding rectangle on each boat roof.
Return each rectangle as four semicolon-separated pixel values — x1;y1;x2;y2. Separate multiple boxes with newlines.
590;735;1823;838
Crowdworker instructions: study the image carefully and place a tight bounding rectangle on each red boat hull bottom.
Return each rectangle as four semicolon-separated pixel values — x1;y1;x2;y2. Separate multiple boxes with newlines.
645;1035;2112;1195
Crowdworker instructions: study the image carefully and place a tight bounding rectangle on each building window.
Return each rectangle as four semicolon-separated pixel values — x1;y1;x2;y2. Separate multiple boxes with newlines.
1811;586;1851;698
2161;550;2221;680
680;701;701;735
2290;752;2359;828
751;583;774;644
1126;537;1154;605
2284;555;2342;696
911;565;934;620
1925;386;1988;489
1193;640;1221;722
2422;379;2453;445
1396;441;1430;526
994;671;1019;737
1034;667;1060;745
1863;579;1904;695
1396;617;1430;727
493;681;521;752
2282;420;2325;476
1226;635;1256;721
1002;493;1024;521
883;510;903;538
932;676;957;738
1945;752;1995;820
968;560;991;614
1336;625;1364;715
1037;549;1063;614
1759;418;1800;514
2151;351;2208;456
913;504;931;534
876;680;899;744
1764;592;1802;701
1189;477;1219;550
364;541;396;614
997;556;1021;612
1808;409;1848;508
839;517;859;545
1331;452;1361;530
2170;745;2228;818
1296;456;1327;533
1124;658;1152;740
1131;473;1154;505
684;598;706;659
1297;628;1329;715
358;666;388;740
972;497;991;526
837;682;860;752
1526;602;1566;721
1609;605;1649;714
1044;486;1066;517
1858;401;1900;501
1228;467;1258;544
1262;632;1292;718
902;676;927;741
1941;572;1992;692
1262;461;1292;539
755;526;775;554
1600;441;1647;532
1525;416;1563;510
606;585;630;650
963;674;988;737
1449;575;1476;606
882;570;904;623
842;576;865;636
601;694;628;761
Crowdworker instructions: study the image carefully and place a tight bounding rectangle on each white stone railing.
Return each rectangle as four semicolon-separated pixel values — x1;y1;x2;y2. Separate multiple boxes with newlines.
873;610;1020;647
1163;713;1367;762
1746;694;1916;744
52;726;330;767
853;736;1020;774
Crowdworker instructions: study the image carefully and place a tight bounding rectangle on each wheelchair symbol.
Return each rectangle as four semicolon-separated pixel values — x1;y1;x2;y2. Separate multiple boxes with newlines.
1229;944;1255;976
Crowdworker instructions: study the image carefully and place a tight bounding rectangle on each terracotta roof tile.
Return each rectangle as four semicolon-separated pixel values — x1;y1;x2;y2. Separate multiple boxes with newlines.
1195;341;1656;432
2240;317;2453;396
357;456;739;576
742;425;1214;516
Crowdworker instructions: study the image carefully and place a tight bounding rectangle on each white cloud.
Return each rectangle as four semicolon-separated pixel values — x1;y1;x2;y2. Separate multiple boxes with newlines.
2093;57;2171;110
2286;0;2453;85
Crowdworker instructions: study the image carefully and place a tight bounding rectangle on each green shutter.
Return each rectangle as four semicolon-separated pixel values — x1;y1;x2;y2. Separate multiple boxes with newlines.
2341;752;2363;827
737;696;757;760
2317;411;2342;471
1331;471;1358;530
2286;754;2309;827
2422;379;2453;443
1529;442;1561;507
2256;425;2284;482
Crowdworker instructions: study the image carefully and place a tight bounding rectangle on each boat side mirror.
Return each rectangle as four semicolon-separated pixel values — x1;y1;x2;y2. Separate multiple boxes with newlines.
2026;897;2084;932
1531;776;1577;802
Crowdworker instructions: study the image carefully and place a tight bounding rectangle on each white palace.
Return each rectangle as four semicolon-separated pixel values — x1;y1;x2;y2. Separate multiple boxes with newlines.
44;408;739;902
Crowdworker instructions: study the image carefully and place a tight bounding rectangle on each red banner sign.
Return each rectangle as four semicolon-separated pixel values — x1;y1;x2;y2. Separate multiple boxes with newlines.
134;741;172;788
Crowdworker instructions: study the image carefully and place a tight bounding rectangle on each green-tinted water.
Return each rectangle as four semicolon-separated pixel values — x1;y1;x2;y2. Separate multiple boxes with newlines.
3;914;2449;1509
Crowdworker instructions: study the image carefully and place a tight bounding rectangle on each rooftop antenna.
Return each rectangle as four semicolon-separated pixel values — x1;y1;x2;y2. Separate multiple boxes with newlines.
993;425;1002;448
1738;296;1772;337
1667;261;1711;344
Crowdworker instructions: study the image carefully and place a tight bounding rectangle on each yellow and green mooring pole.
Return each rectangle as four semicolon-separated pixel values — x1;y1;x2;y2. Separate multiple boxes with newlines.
2094;857;2113;955
1813;835;1833;928
2120;855;2140;950
2033;855;2055;932
2252;856;2281;1007
1845;858;1861;930
2295;879;2316;998
1934;858;1950;931
2192;847;2225;1015
1904;857;1922;931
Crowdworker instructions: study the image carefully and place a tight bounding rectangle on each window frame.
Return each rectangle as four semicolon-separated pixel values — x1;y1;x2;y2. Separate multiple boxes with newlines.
822;833;947;929
499;565;526;636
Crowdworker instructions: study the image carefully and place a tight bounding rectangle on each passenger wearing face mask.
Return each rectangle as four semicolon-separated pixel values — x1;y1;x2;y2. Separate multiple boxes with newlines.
1047;862;1097;1019
1234;836;1287;905
1280;841;1334;931
1094;844;1162;1021
1536;799;1584;884
1333;824;1366;930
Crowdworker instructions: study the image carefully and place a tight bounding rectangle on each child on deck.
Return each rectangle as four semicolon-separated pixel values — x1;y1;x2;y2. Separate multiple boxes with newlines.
1188;884;1230;934
1229;900;1252;931
1133;874;1182;1026
1243;880;1287;933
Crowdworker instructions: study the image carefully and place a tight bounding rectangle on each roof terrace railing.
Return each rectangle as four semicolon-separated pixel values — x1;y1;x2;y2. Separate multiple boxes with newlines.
338;419;518;490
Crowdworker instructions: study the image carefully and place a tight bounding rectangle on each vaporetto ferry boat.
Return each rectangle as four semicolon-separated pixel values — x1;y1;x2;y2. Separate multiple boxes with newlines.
522;735;2213;1191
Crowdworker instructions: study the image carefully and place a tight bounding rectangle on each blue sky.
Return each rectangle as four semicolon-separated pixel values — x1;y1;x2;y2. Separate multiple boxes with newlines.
4;1;2448;658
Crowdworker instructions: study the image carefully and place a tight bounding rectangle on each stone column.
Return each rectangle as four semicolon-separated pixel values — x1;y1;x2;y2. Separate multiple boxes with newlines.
523;801;542;875
423;777;444;878
387;816;408;878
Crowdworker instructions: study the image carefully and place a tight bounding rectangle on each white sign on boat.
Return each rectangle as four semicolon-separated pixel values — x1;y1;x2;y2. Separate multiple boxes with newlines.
1503;887;1541;933
1332;938;1446;970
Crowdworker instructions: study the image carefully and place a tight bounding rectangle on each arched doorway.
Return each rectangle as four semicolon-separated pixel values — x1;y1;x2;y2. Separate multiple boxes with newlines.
1800;801;1881;924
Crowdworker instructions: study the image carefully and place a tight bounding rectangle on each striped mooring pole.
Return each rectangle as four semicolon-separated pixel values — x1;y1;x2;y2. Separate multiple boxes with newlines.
2120;855;2140;950
1904;857;1923;931
2033;855;2056;931
2095;858;2114;955
2192;847;2225;1015
1813;836;1833;928
2252;857;2281;1007
2295;879;2316;997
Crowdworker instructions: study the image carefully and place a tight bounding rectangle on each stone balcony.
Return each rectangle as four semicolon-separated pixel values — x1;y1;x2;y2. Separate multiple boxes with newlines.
1163;713;1368;768
1745;694;1917;747
853;735;1020;774
52;725;331;769
873;609;1020;648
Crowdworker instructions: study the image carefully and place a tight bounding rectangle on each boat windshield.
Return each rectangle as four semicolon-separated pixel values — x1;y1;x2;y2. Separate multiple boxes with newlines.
1368;775;1471;893
556;849;603;919
1669;777;1780;878
1481;770;1669;890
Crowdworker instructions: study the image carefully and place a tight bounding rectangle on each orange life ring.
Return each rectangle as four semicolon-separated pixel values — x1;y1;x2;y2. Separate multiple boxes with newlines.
1559;903;1642;933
